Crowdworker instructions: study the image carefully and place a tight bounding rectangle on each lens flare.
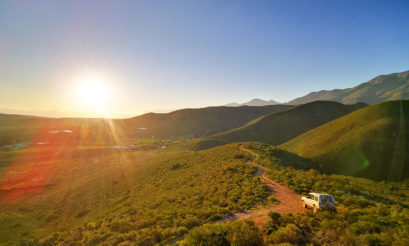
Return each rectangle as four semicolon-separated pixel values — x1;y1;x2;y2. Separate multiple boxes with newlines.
0;118;127;203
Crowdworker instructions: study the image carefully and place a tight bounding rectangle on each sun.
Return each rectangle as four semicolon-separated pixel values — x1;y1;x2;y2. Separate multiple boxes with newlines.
76;75;109;106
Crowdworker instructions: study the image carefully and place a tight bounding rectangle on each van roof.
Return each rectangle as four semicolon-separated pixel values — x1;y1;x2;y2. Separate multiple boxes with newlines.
308;192;332;196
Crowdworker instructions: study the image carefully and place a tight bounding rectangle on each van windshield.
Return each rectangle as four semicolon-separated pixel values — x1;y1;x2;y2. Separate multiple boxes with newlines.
320;195;335;203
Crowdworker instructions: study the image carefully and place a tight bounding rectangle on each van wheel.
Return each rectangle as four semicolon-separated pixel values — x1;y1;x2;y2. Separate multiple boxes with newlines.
313;205;318;213
303;202;307;208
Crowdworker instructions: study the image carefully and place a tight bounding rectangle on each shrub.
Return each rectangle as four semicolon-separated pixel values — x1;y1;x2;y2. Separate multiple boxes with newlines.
109;220;133;233
75;208;90;218
226;220;263;246
268;196;280;204
234;154;245;159
268;224;307;245
357;233;387;246
184;224;229;246
268;211;281;225
18;238;40;246
207;214;223;222
184;220;263;246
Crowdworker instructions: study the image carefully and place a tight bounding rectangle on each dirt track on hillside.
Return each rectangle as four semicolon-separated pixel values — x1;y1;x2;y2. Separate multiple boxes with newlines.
223;146;306;227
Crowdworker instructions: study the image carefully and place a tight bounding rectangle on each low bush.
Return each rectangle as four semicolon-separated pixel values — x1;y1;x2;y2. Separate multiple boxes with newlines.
184;220;263;246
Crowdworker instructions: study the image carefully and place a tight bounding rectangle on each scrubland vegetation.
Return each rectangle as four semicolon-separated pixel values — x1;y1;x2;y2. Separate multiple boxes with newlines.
184;220;263;246
1;144;268;245
3;141;409;245
247;142;409;245
176;142;409;245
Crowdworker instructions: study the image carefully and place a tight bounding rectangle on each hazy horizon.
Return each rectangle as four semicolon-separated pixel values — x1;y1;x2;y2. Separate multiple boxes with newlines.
1;0;409;118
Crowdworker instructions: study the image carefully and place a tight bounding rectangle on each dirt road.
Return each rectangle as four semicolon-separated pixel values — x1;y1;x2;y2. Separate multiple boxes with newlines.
224;146;306;227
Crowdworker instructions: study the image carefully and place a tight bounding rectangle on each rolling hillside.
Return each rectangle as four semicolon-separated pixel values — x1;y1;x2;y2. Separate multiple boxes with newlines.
280;100;409;181
289;70;409;105
0;105;292;145
121;104;291;138
192;101;366;150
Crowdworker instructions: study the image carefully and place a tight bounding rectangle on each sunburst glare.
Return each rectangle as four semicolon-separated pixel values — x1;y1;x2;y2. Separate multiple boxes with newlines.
77;74;110;106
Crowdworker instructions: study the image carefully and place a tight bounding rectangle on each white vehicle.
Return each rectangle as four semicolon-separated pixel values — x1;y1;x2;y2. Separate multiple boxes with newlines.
301;193;336;212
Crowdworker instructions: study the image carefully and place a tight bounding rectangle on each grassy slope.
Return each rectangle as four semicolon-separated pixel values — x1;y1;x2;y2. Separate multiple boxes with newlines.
0;144;269;245
280;100;409;181
192;101;366;150
0;105;292;145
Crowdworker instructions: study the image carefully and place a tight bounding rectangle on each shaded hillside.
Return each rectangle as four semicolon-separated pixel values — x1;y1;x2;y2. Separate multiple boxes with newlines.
0;105;291;145
193;101;366;150
116;105;292;138
289;70;409;105
280;100;409;181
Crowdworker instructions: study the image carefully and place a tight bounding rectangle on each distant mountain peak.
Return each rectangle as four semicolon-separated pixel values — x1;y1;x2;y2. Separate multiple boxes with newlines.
225;98;281;107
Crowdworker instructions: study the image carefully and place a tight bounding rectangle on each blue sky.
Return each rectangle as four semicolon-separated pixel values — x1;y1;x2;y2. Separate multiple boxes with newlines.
0;0;408;117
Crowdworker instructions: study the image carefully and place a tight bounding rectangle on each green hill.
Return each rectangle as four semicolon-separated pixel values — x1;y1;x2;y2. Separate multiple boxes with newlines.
289;70;409;105
193;101;366;150
280;100;409;181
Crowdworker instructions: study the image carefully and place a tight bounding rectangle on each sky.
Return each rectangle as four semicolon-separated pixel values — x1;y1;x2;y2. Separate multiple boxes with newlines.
0;0;409;118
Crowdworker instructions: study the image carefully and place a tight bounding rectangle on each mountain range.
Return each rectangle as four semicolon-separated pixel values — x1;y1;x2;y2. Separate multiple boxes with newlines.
289;70;409;105
225;98;280;107
225;70;409;107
